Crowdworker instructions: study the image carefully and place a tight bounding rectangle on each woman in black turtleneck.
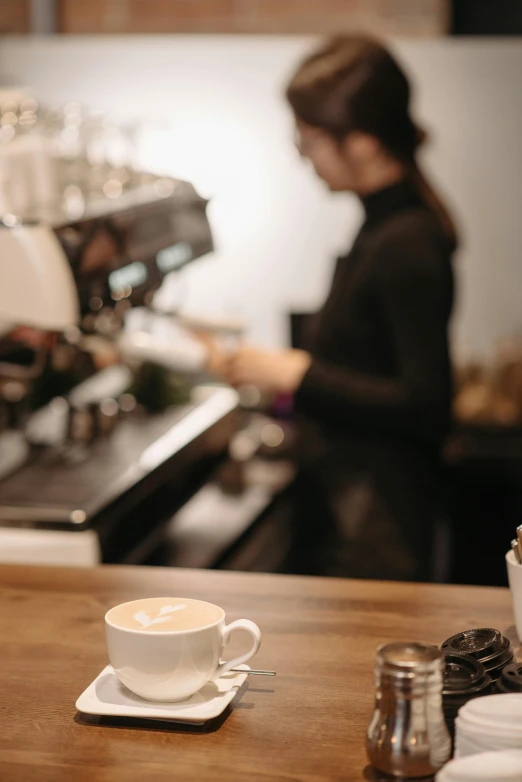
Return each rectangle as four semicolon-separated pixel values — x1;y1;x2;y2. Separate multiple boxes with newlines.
209;37;457;582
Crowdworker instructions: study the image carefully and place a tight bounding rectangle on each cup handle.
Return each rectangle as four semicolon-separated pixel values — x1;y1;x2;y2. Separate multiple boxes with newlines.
212;619;262;680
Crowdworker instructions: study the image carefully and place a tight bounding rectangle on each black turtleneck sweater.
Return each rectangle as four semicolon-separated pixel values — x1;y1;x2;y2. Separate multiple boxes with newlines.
295;179;455;448
286;180;456;581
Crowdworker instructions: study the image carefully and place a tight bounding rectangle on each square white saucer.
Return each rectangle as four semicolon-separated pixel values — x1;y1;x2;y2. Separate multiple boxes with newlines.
76;665;249;725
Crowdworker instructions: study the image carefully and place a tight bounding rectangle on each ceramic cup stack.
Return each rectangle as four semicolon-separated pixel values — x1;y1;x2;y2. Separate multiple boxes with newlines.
436;750;522;782
454;693;522;757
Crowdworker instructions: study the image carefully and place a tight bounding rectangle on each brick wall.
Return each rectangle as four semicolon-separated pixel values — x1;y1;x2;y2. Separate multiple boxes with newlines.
0;0;30;33
57;0;449;36
0;1;449;37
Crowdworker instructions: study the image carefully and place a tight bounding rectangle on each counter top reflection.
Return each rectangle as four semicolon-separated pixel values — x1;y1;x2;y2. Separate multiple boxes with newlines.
0;565;515;782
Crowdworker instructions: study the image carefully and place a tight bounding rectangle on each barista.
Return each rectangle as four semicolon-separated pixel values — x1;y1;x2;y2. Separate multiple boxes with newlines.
210;37;458;581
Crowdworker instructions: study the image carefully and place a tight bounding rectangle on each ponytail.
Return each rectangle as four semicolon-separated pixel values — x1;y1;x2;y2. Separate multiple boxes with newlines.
286;36;459;248
407;161;459;249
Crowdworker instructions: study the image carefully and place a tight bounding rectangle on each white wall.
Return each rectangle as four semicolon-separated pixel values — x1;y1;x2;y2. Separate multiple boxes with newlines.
1;35;521;358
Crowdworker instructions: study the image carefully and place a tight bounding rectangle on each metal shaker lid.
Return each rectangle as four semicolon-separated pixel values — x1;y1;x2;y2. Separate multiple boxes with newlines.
377;642;442;672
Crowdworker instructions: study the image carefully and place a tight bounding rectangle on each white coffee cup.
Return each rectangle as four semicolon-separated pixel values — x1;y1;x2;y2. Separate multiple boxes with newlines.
506;549;522;641
105;597;261;702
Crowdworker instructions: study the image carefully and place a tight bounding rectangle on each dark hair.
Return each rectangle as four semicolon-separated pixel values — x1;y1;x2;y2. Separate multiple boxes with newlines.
287;36;458;246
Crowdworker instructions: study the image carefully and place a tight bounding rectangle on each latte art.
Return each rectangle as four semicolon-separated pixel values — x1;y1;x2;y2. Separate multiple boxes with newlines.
134;605;187;629
106;597;224;633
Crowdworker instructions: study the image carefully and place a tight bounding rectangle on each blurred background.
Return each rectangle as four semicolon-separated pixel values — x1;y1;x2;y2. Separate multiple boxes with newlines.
1;0;522;586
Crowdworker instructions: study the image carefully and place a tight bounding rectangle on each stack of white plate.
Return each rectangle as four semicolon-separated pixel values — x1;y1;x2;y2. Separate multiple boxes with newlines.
455;693;522;757
436;750;522;781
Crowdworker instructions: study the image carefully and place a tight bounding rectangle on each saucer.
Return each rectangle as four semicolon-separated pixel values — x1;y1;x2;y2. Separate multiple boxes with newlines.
76;665;249;725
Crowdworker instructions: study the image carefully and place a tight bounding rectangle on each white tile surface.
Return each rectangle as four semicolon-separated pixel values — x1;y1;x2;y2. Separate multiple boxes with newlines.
2;36;521;357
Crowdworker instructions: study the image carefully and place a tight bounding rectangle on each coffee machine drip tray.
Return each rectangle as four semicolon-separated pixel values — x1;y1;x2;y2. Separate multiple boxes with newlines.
0;386;237;531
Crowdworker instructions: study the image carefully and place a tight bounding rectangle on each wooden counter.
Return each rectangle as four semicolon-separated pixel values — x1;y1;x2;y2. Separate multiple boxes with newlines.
0;565;515;782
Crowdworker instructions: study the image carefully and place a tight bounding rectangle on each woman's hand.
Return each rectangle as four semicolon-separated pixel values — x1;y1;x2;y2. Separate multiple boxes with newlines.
192;331;233;377
192;330;312;393
225;347;312;394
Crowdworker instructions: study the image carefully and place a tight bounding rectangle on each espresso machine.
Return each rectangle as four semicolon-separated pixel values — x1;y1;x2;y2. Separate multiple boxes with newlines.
0;175;238;567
